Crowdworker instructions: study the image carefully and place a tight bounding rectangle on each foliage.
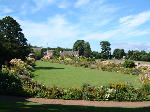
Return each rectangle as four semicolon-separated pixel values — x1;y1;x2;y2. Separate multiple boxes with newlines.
0;70;23;95
0;16;31;65
139;72;150;83
126;50;150;61
84;42;91;58
141;83;150;96
1;59;148;101
123;60;136;68
73;40;85;56
62;87;82;100
91;51;101;59
113;49;125;59
33;50;42;60
100;41;111;59
109;82;144;101
9;59;34;78
26;57;36;67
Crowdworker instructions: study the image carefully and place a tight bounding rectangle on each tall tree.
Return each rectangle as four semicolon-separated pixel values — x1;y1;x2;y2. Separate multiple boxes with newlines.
84;42;91;58
113;49;125;59
73;40;85;56
0;16;31;65
100;41;111;59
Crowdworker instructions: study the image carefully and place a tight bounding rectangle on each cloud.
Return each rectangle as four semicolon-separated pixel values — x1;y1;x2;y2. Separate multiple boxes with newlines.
82;29;119;40
120;10;150;28
31;0;70;12
57;0;70;9
17;15;80;47
0;6;13;14
75;0;90;8
83;10;150;41
111;42;150;52
32;0;55;13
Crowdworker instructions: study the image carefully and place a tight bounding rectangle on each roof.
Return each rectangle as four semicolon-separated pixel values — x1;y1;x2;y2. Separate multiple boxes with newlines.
32;47;42;51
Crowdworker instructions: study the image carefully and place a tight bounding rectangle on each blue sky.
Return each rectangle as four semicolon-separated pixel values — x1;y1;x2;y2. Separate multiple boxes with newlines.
0;0;150;52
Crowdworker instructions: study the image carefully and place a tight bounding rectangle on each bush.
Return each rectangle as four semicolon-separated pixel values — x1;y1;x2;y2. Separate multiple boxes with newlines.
62;87;82;100
0;71;23;95
139;72;150;83
109;82;144;101
141;83;150;96
9;59;34;78
123;60;135;68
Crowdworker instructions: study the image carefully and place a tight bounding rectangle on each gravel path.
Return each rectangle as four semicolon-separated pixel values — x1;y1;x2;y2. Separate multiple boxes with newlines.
1;95;150;107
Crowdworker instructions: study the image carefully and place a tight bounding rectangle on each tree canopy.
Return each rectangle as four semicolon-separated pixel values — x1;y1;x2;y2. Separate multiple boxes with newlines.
0;16;31;65
84;42;91;58
100;41;111;59
73;40;92;57
113;49;125;59
73;40;85;56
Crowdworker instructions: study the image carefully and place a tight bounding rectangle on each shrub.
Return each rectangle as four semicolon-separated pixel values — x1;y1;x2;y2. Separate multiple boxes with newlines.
0;71;23;95
141;83;150;96
123;60;135;68
9;59;34;78
62;87;82;100
109;82;144;101
139;72;150;83
132;68;141;75
26;57;36;66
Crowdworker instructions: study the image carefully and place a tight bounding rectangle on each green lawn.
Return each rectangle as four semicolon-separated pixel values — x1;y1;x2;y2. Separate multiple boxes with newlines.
1;99;150;112
33;61;141;88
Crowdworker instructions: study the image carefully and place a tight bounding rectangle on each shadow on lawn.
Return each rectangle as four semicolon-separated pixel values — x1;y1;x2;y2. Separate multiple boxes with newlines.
35;67;64;70
1;95;150;112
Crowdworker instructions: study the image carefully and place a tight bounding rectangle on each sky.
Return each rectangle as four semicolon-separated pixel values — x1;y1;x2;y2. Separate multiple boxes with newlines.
0;0;150;52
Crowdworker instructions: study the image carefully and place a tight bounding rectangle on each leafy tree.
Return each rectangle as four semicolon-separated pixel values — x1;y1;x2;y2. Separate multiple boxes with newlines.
0;16;31;65
126;50;150;62
91;51;101;59
113;49;125;59
33;50;42;60
55;47;63;57
84;42;91;58
73;40;85;56
100;41;111;59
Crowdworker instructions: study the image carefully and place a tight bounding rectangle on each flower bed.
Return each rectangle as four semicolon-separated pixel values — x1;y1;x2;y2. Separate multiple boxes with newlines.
1;58;150;101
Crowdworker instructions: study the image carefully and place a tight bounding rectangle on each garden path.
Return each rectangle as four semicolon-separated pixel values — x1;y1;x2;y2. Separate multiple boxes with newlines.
1;95;150;107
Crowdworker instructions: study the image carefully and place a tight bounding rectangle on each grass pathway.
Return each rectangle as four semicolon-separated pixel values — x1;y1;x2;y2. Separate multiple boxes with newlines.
33;61;141;88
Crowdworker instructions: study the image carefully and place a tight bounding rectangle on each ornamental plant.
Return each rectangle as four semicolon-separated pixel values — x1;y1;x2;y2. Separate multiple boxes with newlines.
26;57;36;66
123;60;136;68
9;58;34;78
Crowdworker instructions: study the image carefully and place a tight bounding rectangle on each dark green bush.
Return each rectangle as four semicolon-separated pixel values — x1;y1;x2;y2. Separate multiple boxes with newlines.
123;60;136;68
0;71;23;95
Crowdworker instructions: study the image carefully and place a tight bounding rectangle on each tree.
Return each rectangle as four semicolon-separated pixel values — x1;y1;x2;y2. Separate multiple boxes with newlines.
91;51;101;59
100;41;111;59
73;40;85;56
0;16;31;65
113;49;125;59
55;47;63;57
84;42;91;58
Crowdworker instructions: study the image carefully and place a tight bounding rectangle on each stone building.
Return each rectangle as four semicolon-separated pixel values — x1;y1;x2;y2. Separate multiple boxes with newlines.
44;50;55;57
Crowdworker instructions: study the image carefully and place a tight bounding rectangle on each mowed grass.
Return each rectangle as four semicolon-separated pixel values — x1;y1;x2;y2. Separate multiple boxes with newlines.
33;61;141;88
